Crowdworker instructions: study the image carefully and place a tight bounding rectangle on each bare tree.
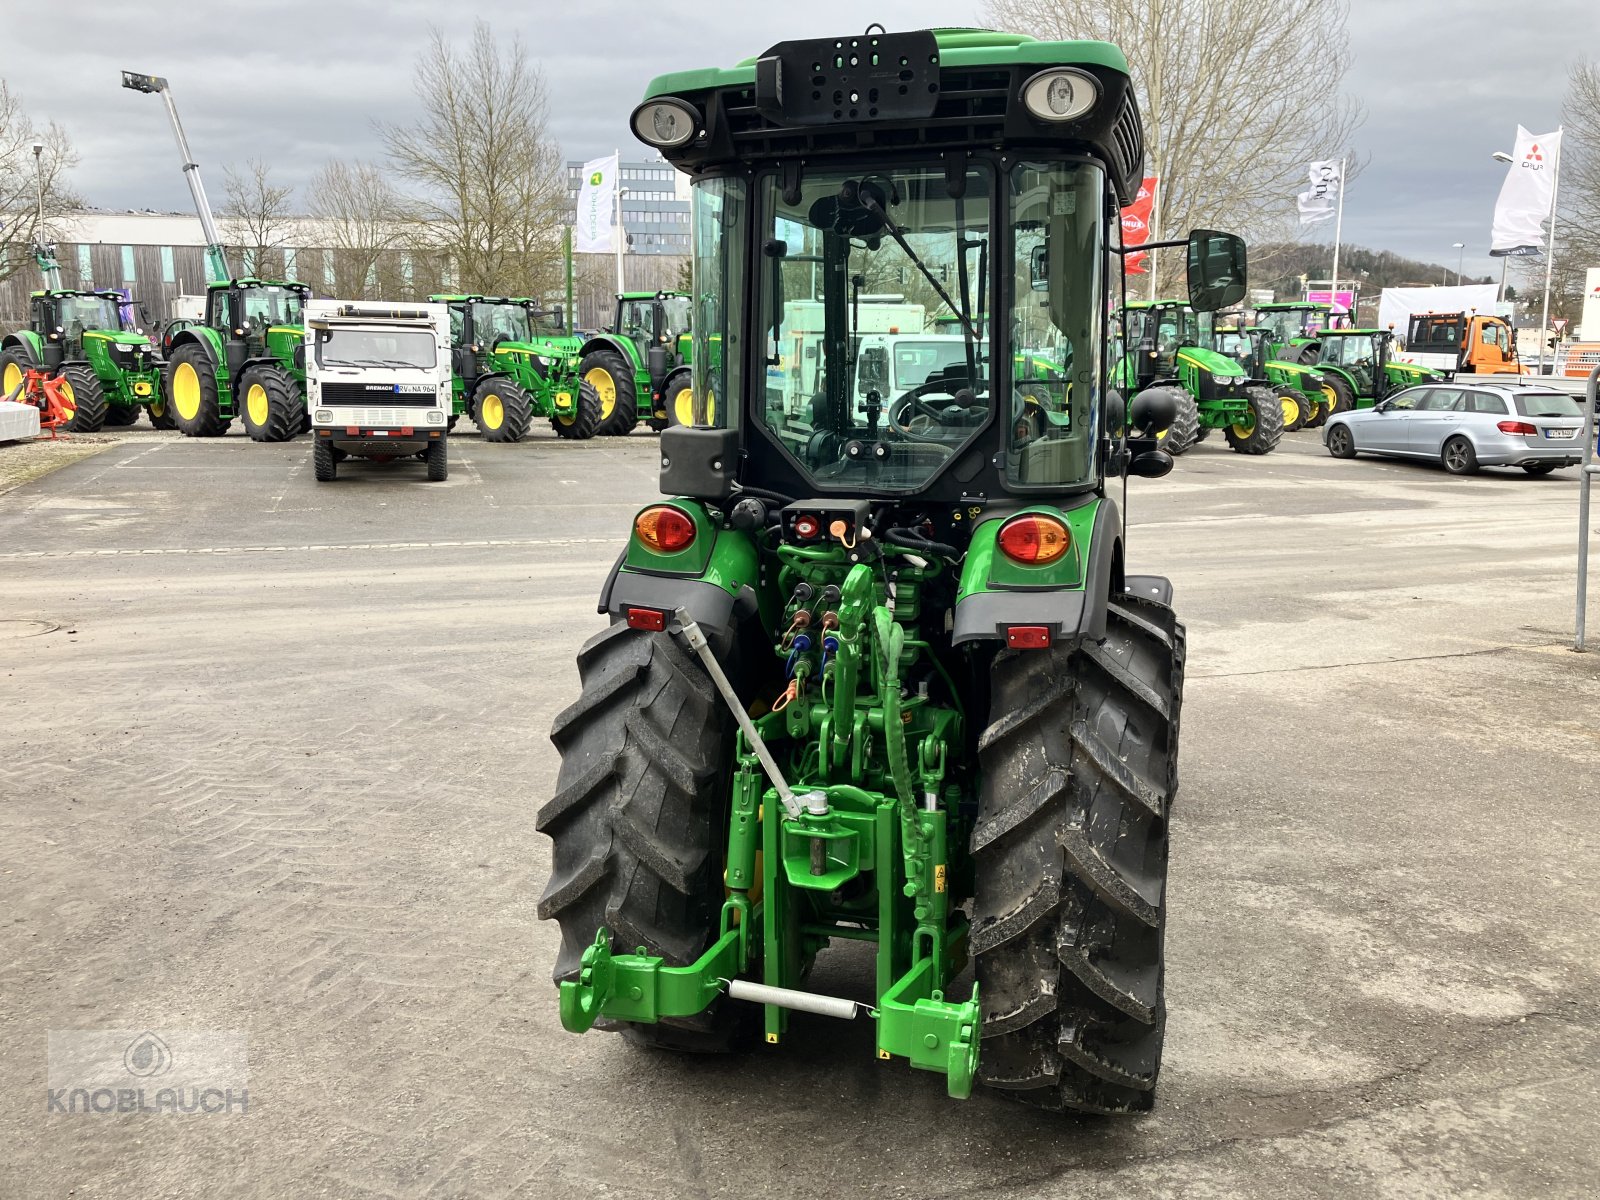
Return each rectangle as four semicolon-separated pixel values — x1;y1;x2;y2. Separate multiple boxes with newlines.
983;0;1364;293
221;159;295;278
307;159;408;299
379;21;568;297
0;80;80;291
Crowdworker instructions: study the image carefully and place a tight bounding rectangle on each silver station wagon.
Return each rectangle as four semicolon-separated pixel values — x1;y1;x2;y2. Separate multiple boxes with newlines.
1322;383;1588;475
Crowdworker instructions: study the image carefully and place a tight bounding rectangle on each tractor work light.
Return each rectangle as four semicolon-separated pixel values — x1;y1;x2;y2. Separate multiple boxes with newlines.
997;514;1072;565
1019;69;1098;122
631;99;699;149
634;504;697;554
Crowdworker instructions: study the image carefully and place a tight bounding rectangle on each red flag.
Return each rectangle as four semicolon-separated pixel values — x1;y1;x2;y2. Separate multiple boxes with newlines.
1122;176;1157;274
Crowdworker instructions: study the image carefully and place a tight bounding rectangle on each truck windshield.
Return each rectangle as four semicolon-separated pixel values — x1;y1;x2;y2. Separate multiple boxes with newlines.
470;303;530;345
55;295;124;335
315;328;437;369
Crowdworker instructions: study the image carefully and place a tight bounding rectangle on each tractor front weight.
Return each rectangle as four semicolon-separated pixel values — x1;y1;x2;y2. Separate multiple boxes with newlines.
557;588;983;1100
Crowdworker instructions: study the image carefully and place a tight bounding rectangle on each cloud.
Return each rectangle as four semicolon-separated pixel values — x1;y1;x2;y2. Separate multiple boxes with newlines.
5;0;1581;281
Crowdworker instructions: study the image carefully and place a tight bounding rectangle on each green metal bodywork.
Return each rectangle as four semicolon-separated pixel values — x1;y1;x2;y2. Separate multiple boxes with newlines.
1313;329;1444;409
563;493;1106;1094
1255;302;1333;360
1117;300;1254;429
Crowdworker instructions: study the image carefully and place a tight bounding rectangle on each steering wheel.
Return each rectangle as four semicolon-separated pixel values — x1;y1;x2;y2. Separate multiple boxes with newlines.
887;378;975;438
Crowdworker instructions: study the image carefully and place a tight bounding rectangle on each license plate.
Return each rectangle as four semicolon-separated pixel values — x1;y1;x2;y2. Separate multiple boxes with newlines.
1545;428;1578;439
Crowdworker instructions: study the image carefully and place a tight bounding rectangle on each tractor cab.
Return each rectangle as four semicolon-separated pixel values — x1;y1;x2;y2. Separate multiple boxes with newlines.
1313;328;1441;407
199;280;307;361
1122;300;1186;383
30;291;131;366
1255;302;1332;358
1;288;163;432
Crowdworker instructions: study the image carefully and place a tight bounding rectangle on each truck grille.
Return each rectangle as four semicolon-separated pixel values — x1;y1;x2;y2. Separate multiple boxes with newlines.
320;382;438;407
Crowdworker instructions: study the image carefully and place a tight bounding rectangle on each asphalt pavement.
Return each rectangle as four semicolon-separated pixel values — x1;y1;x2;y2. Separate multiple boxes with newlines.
2;424;1597;1199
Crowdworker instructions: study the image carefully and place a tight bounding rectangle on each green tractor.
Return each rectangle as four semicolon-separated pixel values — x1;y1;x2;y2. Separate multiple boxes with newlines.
1308;328;1444;412
432;295;596;441
160;279;309;440
576;290;694;435
538;26;1249;1113
1214;317;1336;431
1;286;165;431
1254;300;1333;360
1117;300;1283;454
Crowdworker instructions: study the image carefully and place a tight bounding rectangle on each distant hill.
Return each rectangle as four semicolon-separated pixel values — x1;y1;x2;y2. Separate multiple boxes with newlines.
1249;242;1497;297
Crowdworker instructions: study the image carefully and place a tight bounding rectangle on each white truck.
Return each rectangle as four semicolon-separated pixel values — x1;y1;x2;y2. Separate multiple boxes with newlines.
304;300;452;482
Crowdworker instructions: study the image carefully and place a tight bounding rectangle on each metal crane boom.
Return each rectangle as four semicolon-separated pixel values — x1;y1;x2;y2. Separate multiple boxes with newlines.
121;70;231;283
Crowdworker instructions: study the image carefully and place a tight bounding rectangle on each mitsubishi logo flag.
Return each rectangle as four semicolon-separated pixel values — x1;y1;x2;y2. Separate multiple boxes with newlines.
1297;160;1342;225
573;152;619;254
1122;176;1157;274
1490;126;1562;258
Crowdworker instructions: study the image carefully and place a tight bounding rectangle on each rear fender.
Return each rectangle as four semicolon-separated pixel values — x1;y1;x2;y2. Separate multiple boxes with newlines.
3;330;44;362
597;498;766;648
579;334;642;372
951;496;1124;645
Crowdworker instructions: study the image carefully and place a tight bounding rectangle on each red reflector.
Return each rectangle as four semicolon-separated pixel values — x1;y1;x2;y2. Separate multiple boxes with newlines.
1006;625;1052;649
793;514;822;540
634;505;697;553
346;426;360;435
1497;420;1537;435
997;514;1072;565
626;607;667;631
399;427;414;436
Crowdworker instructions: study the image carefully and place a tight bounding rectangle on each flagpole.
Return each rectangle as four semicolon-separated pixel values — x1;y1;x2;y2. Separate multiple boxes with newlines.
1146;176;1162;300
1537;127;1562;375
1329;156;1346;319
613;148;625;296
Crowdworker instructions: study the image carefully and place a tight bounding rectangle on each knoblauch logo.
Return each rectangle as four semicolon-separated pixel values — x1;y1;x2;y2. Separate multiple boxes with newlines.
124;1032;172;1078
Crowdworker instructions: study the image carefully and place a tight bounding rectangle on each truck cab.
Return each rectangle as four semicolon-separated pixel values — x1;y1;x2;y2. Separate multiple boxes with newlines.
1402;311;1522;376
305;300;452;481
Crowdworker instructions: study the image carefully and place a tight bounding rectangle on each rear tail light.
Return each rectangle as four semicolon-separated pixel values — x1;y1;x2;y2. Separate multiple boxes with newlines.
1006;625;1052;649
997;514;1072;565
626;606;668;631
1497;420;1538;436
634;504;697;553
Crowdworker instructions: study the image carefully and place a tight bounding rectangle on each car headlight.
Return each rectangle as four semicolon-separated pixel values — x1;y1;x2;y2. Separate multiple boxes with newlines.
314;409;333;424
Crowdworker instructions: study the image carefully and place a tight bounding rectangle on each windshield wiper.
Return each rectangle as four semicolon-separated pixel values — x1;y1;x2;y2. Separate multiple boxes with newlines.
856;188;978;348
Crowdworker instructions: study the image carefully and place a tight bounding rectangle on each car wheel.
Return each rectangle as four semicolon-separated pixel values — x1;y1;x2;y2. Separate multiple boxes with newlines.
1441;435;1479;475
1325;423;1356;459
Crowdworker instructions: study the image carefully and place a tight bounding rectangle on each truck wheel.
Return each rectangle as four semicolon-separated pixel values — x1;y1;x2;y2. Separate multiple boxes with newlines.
1;348;35;402
972;594;1184;1114
313;437;337;481
552;381;603;440
238;363;303;442
447;414;460;432
1322;375;1355;418
472;377;532;443
426;437;448;481
1275;386;1306;432
165;346;230;437
537;622;755;1053
58;365;109;432
1153;387;1199;455
581;349;639;436
1224;386;1285;455
103;403;142;428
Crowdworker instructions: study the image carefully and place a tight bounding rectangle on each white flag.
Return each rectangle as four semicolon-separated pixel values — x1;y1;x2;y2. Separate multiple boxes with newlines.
1297;160;1342;226
573;153;619;254
1489;126;1561;258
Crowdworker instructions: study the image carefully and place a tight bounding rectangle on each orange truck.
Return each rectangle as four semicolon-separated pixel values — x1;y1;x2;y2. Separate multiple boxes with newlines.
1401;310;1523;375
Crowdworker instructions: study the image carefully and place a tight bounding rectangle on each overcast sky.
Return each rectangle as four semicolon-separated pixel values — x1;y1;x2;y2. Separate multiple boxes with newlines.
4;0;1585;281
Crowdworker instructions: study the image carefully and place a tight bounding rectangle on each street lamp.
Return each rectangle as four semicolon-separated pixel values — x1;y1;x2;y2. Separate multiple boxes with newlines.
615;184;630;294
1452;242;1466;285
1490;151;1512;304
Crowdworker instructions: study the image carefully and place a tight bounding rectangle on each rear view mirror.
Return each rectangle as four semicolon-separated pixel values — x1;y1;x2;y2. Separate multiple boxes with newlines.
1187;229;1247;312
858;346;888;391
1029;244;1048;291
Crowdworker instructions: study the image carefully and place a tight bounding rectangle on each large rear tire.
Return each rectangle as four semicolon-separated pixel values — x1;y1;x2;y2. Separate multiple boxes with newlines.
581;349;639;436
58;365;108;432
1153;387;1200;455
237;363;303;442
472;376;532;443
537;622;754;1053
972;595;1184;1114
1224;385;1285;455
165;345;230;437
